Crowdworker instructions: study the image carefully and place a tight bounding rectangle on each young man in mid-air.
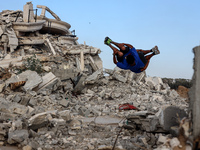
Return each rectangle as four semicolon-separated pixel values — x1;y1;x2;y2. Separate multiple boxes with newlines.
104;37;160;73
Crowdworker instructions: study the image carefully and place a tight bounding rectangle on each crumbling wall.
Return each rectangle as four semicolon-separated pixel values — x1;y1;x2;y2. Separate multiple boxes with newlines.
189;46;200;143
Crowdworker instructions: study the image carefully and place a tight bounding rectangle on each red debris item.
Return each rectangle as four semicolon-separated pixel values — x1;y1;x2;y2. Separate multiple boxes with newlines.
119;103;139;110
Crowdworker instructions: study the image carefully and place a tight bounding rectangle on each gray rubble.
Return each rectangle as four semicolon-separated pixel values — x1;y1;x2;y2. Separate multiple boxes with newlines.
0;68;190;149
0;2;192;150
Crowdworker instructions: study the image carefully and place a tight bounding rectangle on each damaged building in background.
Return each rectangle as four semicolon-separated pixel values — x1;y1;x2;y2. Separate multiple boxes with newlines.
0;2;102;78
0;2;199;150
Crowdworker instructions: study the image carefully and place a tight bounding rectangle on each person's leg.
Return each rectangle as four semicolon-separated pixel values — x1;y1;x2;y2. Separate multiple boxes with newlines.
136;49;152;55
137;46;160;55
108;44;123;57
140;53;154;71
110;41;127;51
104;37;127;52
140;46;160;71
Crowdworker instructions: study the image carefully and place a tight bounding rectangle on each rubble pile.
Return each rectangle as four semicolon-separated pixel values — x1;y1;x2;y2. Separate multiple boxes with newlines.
0;68;191;150
0;2;192;150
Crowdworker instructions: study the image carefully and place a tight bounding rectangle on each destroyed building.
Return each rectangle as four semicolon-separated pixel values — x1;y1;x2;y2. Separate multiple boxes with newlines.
0;2;198;150
0;2;102;77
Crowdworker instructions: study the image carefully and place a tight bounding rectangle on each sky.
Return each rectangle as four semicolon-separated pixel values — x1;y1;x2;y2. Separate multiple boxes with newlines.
1;0;200;79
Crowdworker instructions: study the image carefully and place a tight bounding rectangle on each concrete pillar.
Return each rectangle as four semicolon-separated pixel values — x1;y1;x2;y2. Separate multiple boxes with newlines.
80;51;84;71
189;46;200;139
23;2;34;22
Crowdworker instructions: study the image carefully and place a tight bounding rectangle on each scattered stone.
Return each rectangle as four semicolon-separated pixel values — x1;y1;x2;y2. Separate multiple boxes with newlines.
156;106;187;131
8;129;29;144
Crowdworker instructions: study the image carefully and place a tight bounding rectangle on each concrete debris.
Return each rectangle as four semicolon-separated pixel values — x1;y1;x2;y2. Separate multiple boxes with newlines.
85;69;103;84
6;70;42;91
0;2;194;150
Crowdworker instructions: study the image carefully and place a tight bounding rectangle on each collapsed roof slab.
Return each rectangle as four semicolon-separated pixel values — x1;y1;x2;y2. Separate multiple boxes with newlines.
36;5;71;35
18;36;44;45
12;20;46;32
37;17;71;35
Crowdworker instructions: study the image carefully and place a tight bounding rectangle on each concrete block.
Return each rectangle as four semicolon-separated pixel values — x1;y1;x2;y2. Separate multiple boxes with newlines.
156;106;187;131
85;69;103;84
0;56;23;68
50;118;66;126
145;76;163;91
136;72;146;83
112;72;127;83
13;94;21;103
59;99;69;107
28;110;57;130
69;120;82;129
28;98;38;107
58;110;71;121
8;129;29;144
22;145;32;150
72;73;87;94
104;68;114;75
34;72;60;92
170;137;180;148
157;134;167;144
51;68;78;81
169;89;179;98
152;76;163;85
6;70;42;91
12;107;28;115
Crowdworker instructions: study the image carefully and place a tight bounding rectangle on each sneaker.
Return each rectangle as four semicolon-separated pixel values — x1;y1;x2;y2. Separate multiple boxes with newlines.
152;46;160;55
104;37;112;45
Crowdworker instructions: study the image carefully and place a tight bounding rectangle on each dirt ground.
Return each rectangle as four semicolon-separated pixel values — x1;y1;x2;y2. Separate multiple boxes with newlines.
176;85;189;99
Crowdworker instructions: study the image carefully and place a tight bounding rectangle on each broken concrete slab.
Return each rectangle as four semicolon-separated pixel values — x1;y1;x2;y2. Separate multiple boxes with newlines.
64;48;101;55
58;110;71;121
72;73;87;94
85;69;103;84
34;72;60;92
28;110;57;130
156;106;187;131
59;99;69;107
112;72;127;83
51;68;78;81
0;55;23;68
6;70;42;91
8;129;29;144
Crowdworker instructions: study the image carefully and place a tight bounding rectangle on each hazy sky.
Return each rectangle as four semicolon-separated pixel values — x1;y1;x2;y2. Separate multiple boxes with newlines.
1;0;199;79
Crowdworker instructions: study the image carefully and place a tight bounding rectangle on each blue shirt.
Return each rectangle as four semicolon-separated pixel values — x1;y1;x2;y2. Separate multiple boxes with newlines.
116;47;145;73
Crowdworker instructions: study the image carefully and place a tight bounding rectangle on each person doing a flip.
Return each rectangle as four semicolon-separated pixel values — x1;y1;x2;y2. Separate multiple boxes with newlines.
104;37;160;73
